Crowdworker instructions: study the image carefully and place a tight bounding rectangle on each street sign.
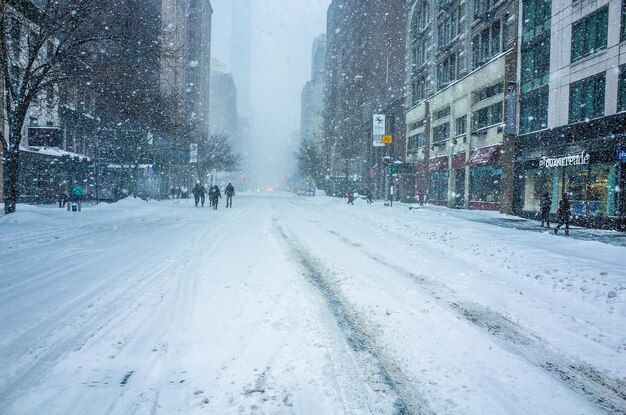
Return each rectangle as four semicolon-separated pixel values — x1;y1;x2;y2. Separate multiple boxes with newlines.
373;114;385;147
617;147;626;162
387;163;397;175
382;134;393;144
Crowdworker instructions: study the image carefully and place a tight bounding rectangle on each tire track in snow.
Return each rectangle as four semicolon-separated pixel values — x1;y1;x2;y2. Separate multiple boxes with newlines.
273;218;434;415
324;228;626;415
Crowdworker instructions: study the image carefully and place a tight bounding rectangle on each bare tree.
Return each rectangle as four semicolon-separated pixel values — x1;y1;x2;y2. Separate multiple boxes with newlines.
1;0;121;213
296;139;325;188
196;133;238;183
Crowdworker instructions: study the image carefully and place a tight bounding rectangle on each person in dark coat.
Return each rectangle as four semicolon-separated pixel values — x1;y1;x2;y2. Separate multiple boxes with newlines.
554;195;571;235
209;185;222;209
346;192;354;205
192;182;202;207
199;183;206;207
58;181;68;208
539;191;552;228
225;183;235;208
366;189;373;204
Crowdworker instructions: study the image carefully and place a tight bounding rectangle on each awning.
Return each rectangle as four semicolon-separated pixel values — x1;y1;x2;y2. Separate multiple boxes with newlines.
467;145;502;167
414;163;428;174
451;153;466;170
428;156;448;172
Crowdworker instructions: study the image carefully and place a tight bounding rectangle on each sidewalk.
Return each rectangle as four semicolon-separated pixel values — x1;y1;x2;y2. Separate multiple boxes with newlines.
403;203;626;248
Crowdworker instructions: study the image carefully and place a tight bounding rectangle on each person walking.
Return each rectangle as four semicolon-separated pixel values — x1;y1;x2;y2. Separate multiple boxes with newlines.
539;191;552;228
554;195;571;235
58;181;68;208
210;185;222;209
347;192;354;205
199;183;206;207
192;182;202;207
366;189;373;204
417;190;425;207
225;182;235;208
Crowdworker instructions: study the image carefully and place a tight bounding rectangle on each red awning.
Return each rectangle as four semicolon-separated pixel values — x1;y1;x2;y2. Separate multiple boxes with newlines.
414;163;428;174
451;153;466;170
428;156;448;172
467;145;502;167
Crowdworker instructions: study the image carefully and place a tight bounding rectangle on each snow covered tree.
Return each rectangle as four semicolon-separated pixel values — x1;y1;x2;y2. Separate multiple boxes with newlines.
195;133;238;183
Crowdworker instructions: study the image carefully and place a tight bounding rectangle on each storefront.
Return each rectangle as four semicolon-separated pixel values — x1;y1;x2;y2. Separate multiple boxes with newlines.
428;156;448;205
467;145;502;211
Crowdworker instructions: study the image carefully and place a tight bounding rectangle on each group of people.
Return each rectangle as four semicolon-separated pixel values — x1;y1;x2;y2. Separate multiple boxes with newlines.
538;192;572;235
192;182;236;209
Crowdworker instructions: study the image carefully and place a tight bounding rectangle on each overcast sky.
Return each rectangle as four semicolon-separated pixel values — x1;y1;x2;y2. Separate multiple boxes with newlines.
210;0;331;186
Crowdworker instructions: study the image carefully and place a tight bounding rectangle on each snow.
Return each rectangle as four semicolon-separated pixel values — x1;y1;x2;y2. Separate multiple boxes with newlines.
1;195;624;414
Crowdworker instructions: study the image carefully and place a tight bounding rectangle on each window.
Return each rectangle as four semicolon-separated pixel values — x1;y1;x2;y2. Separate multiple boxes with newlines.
456;115;467;136
408;133;425;153
472;102;503;131
569;73;605;123
472;20;502;69
412;1;429;39
429;171;449;201
622;0;626;41
412;43;427;72
617;65;626;111
411;76;427;104
409;120;426;130
439;7;461;48
437;52;458;88
434;107;451;120
571;7;608;62
470;165;501;202
520;86;548;134
432;123;450;143
520;37;550;93
475;83;504;103
522;0;551;43
474;0;498;20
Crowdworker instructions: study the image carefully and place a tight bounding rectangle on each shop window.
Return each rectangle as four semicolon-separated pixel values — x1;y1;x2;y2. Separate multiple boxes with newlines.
523;168;555;211
521;0;551;43
521;37;550;93
429;171;449;201
470;165;501;202
520;86;548;133
569;72;605;123
432;122;450;143
617;65;626;111
472;101;503;131
571;6;608;63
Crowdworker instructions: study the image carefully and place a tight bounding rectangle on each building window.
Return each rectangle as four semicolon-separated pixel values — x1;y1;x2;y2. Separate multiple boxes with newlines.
470;165;501;202
569;72;605;123
412;43;427;73
438;7;461;48
520;36;550;93
437;52;458;89
432;123;450;143
412;1;429;39
475;83;504;103
472;102;503;131
408;133;425;153
409;119;426;130
622;0;626;41
522;0;551;43
434;106;451;120
456;115;467;136
473;0;498;20
411;76;427;104
429;171;449;201
520;86;548;134
571;6;608;63
617;65;626;111
472;20;502;69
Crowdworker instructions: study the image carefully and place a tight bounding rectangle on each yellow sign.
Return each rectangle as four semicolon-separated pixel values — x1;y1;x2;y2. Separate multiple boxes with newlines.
382;134;393;144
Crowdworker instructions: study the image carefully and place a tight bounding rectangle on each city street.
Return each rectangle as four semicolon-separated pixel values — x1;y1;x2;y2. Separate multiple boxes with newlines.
1;194;625;414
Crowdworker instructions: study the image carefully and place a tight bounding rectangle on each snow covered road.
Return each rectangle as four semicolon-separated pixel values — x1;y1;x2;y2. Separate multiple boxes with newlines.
1;194;624;414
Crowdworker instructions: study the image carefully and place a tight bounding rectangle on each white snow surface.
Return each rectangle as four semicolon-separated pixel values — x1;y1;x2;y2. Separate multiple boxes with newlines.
1;194;624;414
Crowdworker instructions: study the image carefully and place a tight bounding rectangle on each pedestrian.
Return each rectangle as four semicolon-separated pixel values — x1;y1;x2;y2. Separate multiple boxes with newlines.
225;182;235;208
347;192;354;205
192;182;202;207
199;183;206;207
418;190;425;207
210;185;222;209
539;191;552;228
58;181;68;208
554;194;571;236
366;189;373;204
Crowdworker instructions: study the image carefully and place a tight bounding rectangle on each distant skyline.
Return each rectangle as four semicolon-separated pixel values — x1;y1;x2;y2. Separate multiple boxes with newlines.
209;0;330;186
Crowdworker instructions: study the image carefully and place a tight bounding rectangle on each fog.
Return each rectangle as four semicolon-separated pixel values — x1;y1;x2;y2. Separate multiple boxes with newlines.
210;0;331;189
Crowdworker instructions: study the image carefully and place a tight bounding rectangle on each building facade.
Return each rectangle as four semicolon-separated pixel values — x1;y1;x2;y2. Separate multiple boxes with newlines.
515;0;626;228
209;69;239;150
301;34;327;150
405;0;518;210
324;0;407;198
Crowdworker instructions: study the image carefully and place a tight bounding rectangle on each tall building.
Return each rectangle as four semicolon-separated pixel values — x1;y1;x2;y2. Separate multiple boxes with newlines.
301;34;327;148
160;0;213;135
325;0;407;198
514;0;626;228
404;0;518;210
209;69;239;145
231;0;252;118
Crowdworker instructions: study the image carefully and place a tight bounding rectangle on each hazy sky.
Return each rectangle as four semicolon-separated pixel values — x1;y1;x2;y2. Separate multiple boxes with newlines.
210;0;331;186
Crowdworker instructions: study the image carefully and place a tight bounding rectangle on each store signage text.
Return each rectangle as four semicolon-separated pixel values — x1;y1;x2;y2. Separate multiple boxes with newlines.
539;151;590;169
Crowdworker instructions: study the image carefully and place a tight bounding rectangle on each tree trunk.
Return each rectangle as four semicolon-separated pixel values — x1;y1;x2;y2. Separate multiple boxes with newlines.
3;149;20;214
